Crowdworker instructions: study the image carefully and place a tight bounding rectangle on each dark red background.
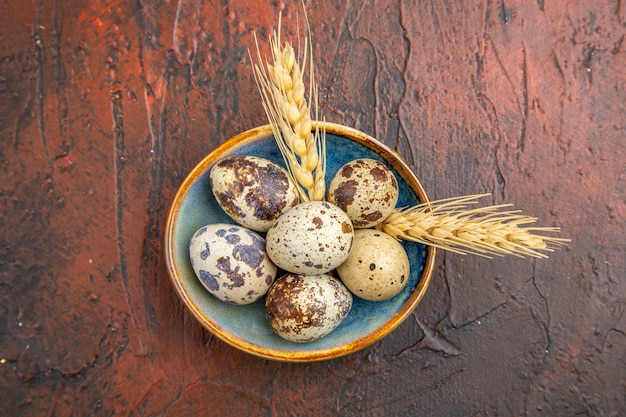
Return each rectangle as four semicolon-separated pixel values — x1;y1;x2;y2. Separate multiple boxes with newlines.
1;1;625;415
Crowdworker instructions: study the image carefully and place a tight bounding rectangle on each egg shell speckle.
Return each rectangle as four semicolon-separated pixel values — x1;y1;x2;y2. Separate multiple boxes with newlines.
189;223;277;305
327;158;399;228
336;229;410;301
265;273;353;343
210;155;300;232
265;201;354;275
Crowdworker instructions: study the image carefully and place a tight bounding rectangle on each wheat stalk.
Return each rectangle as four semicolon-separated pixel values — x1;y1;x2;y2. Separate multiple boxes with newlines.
377;194;570;258
250;11;326;202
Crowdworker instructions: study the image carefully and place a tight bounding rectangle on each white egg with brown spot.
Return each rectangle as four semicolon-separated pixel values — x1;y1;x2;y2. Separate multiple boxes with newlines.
210;155;300;232
189;223;277;305
265;273;353;343
266;201;354;275
337;229;410;301
327;158;399;228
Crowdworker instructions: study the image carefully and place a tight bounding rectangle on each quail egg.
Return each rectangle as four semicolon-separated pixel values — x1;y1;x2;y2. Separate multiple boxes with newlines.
210;155;300;232
336;229;410;301
265;201;354;275
327;158;399;228
189;223;277;305
265;273;353;343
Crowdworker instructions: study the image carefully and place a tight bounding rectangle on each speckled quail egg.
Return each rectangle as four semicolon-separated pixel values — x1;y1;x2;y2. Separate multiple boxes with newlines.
189;223;277;305
327;158;399;228
265;273;353;343
210;155;300;232
265;201;354;275
336;229;410;301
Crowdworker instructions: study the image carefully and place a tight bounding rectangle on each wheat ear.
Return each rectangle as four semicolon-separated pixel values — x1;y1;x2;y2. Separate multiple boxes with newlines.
377;194;570;258
250;11;326;202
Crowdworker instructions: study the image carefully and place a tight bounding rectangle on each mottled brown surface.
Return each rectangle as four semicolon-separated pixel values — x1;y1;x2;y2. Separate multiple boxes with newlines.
265;273;352;343
328;159;398;228
210;156;299;229
1;0;625;416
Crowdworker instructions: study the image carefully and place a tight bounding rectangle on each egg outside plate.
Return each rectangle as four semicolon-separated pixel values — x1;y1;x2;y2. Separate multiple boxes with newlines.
164;122;436;362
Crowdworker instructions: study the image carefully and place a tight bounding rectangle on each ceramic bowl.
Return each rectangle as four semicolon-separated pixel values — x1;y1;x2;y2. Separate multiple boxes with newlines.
164;122;436;362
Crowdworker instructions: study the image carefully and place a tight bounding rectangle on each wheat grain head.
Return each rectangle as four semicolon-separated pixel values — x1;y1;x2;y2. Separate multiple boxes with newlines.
377;194;570;258
250;10;326;202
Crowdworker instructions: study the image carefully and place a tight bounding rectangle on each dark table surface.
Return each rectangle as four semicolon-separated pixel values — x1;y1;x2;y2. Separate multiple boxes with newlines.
2;1;625;415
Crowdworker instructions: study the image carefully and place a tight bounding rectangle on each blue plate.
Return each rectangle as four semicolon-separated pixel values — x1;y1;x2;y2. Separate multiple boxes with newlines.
164;123;436;362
